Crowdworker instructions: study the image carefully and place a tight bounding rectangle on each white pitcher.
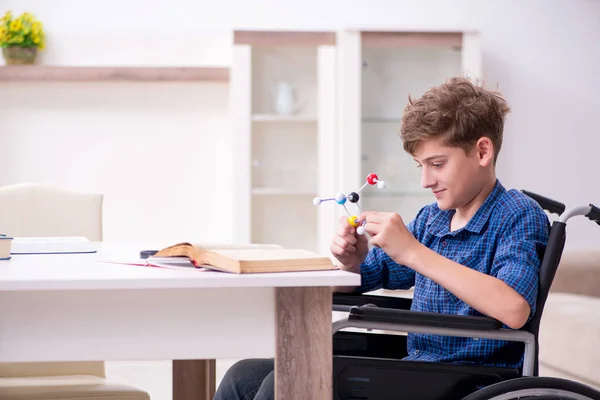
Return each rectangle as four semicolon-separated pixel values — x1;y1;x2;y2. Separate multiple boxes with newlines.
272;81;301;115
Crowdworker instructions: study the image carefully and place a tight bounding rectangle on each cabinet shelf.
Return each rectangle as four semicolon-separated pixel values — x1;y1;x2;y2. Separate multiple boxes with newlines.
0;66;230;82
251;114;317;123
252;188;316;196
362;117;401;124
363;190;431;197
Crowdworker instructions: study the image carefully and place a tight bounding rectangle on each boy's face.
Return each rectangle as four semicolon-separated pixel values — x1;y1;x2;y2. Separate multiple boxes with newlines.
412;138;492;211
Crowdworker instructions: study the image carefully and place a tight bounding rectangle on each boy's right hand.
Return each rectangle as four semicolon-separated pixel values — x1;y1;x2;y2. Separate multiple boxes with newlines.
330;216;369;274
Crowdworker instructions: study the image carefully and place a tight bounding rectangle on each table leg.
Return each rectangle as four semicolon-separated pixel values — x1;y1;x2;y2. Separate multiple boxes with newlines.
275;287;332;399
173;359;216;400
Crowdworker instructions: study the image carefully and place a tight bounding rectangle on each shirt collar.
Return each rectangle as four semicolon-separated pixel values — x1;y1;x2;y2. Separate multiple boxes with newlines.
426;179;506;237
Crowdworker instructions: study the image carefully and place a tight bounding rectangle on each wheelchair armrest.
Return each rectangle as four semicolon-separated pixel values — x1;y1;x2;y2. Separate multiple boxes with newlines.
333;292;412;312
348;305;502;331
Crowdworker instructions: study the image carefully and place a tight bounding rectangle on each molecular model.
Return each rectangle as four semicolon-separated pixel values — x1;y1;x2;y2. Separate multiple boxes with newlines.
312;173;387;235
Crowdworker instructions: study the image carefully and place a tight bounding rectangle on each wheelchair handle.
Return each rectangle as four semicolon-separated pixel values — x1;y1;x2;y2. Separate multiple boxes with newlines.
586;203;600;225
521;190;566;215
559;203;600;225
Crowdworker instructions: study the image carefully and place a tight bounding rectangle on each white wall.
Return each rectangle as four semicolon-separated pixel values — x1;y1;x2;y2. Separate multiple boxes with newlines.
0;81;233;243
0;15;235;243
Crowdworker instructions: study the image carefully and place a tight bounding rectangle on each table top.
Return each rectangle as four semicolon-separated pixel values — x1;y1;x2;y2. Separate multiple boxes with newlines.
0;242;361;291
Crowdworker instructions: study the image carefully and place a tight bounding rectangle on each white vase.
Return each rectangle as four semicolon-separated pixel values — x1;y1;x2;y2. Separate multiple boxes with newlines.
272;82;299;115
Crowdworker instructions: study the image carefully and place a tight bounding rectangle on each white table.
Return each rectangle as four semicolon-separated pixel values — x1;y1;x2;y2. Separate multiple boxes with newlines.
0;243;360;399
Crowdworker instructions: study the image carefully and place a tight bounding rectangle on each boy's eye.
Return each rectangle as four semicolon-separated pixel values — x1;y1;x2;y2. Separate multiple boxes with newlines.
432;162;444;168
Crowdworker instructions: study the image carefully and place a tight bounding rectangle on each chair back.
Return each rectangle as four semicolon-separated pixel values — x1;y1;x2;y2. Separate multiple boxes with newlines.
520;190;568;376
0;182;105;378
0;183;103;240
528;219;567;376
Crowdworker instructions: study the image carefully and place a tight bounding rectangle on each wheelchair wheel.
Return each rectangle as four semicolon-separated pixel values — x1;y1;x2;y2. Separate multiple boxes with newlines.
461;377;600;400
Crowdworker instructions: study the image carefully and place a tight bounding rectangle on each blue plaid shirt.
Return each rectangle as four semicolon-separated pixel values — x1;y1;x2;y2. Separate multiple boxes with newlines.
357;179;550;369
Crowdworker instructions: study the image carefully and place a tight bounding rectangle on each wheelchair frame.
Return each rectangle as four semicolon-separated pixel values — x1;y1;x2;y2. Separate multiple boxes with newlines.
331;191;600;399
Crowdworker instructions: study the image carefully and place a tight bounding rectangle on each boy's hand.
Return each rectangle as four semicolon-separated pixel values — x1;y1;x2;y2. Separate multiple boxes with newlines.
360;211;420;266
330;216;369;274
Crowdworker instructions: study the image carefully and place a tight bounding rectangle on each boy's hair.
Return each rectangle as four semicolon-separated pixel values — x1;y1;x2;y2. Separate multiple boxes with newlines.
400;76;511;163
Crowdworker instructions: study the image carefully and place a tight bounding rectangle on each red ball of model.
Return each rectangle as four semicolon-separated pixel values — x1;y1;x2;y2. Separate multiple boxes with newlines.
366;173;379;185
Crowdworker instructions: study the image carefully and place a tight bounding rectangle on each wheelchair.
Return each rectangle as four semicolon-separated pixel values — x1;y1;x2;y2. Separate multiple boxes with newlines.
331;190;600;399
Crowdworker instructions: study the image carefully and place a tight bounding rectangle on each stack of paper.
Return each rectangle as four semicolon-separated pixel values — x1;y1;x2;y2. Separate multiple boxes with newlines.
10;237;98;255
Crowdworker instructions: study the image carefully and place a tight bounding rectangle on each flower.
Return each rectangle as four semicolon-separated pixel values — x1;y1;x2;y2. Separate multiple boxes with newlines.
0;10;45;50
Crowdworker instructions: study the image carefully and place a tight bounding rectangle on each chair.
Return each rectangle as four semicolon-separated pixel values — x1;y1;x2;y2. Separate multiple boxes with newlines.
331;190;600;399
0;183;150;400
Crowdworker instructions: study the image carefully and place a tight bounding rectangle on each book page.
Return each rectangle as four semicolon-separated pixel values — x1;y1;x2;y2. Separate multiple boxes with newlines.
192;242;283;251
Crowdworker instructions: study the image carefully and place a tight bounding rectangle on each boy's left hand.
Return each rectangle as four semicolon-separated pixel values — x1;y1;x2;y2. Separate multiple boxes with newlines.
360;211;421;266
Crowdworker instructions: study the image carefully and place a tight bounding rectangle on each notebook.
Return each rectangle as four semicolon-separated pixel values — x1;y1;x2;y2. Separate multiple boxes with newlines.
10;237;98;255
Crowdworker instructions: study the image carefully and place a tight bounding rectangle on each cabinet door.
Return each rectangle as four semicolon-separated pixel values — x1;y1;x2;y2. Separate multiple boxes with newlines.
231;32;337;255
337;30;482;225
462;31;483;81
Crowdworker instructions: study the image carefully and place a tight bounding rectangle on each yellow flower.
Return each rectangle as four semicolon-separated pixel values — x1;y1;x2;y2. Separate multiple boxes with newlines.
9;19;21;32
2;10;12;23
1;10;45;49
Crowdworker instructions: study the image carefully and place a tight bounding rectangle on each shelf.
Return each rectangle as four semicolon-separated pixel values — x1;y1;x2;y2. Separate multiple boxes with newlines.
235;30;336;46
252;188;316;196
363;190;431;197
0;66;230;82
362;117;401;124
252;114;317;123
361;31;463;48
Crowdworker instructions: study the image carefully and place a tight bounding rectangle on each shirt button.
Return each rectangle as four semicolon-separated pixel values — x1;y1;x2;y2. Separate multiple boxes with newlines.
441;241;448;247
414;350;420;355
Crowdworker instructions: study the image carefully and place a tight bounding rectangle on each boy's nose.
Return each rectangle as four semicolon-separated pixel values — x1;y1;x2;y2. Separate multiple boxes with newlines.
421;169;436;189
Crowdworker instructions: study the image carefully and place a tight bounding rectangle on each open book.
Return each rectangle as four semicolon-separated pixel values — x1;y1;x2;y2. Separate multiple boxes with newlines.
152;242;335;274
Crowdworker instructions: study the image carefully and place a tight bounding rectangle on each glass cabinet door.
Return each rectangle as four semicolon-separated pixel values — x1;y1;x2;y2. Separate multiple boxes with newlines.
338;30;482;224
231;31;338;255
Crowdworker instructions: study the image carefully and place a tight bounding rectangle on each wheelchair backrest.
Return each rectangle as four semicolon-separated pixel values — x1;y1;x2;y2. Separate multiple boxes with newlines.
520;190;568;375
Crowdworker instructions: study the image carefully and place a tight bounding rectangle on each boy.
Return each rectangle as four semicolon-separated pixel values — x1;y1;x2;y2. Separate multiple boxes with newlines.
214;77;550;400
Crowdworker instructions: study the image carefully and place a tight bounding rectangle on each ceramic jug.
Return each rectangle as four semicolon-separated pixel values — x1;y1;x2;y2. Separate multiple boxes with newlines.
272;81;300;115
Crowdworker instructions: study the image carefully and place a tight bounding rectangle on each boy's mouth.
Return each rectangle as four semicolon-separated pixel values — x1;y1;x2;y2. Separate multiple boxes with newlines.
433;189;446;198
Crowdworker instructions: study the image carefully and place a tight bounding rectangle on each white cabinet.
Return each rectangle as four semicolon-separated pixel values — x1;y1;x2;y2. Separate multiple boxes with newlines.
230;31;337;255
230;29;482;254
337;29;482;224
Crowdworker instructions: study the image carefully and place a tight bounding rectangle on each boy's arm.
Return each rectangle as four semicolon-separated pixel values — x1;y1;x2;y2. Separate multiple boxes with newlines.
405;207;548;329
354;246;416;293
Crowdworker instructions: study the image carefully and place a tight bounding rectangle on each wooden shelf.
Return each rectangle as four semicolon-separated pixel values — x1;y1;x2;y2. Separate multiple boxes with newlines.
0;66;230;82
361;31;462;48
252;114;317;123
234;30;336;46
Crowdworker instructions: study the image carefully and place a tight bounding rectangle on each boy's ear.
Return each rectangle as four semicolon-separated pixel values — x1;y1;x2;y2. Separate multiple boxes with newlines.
475;137;494;167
